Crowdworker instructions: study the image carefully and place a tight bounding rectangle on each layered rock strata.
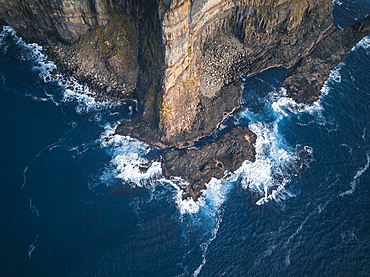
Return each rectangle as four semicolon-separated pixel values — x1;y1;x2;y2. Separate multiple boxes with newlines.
0;0;338;147
1;0;370;200
0;0;161;100
118;0;336;148
283;14;370;103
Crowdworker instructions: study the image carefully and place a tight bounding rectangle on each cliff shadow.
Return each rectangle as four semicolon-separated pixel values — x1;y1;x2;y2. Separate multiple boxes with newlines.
134;0;165;141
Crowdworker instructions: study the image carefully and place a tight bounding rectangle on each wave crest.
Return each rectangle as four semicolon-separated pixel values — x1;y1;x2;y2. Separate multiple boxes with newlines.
99;123;162;187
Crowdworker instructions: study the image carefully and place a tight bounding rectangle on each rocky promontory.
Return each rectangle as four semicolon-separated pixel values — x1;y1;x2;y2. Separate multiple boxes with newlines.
1;0;370;200
162;127;256;200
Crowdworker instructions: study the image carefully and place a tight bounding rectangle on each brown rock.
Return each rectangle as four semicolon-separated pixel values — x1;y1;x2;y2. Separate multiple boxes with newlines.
282;15;370;103
2;1;370;200
161;127;256;200
0;0;340;148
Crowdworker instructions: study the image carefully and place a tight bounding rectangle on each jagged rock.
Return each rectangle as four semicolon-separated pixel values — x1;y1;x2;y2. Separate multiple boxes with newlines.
1;0;370;200
161;127;256;200
282;14;370;103
0;0;337;147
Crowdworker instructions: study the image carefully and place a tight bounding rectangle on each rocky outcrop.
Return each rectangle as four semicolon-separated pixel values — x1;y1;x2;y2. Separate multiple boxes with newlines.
0;0;160;100
283;14;370;103
117;0;336;148
1;0;370;200
162;126;256;200
0;0;337;147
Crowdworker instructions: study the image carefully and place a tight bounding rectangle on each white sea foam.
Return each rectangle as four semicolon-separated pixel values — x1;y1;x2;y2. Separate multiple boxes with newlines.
99;119;236;216
99;123;162;187
188;177;235;276
0;26;17;52
236;118;298;205
29;199;40;218
192;214;221;277
317;62;344;112
271;61;344;119
63;87;121;115
154;171;235;216
1;26;61;83
20;123;75;190
236;87;318;205
236;60;346;205
352;34;370;51
203;177;234;213
1;26;123;115
333;0;343;6
340;152;370;196
169;78;321;210
167;177;201;215
28;234;39;261
168;175;237;275
271;87;325;117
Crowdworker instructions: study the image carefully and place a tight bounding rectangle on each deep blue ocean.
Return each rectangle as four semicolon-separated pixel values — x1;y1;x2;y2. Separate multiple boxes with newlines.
1;1;370;276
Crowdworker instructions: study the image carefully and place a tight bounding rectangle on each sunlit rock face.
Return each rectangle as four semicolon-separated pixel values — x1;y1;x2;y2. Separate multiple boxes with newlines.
0;0;153;101
2;0;370;200
0;0;367;148
156;0;334;147
2;0;369;149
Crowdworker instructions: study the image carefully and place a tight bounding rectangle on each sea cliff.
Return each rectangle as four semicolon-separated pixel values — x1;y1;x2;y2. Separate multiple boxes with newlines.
1;0;370;200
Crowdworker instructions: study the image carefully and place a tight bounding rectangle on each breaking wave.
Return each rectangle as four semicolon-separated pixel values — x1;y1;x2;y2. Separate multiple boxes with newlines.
352;34;370;53
0;26;128;120
237;106;310;205
340;152;370;196
234;55;348;206
235;83;330;205
99;123;162;187
333;0;343;6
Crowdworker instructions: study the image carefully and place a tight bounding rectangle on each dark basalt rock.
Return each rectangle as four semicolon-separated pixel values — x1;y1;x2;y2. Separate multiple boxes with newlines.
0;17;6;32
161;127;257;201
1;0;370;201
116;80;243;150
282;15;370;104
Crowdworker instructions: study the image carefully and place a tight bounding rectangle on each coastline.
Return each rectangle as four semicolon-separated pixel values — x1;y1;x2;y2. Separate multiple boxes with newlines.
1;0;370;200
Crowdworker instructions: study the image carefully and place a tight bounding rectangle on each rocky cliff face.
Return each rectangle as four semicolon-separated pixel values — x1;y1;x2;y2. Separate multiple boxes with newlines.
0;0;160;101
154;0;334;147
119;0;336;148
2;0;370;199
0;0;336;147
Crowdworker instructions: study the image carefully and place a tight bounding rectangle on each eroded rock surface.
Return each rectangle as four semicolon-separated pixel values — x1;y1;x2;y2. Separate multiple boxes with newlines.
0;0;337;147
118;0;336;147
1;0;370;200
161;127;256;200
0;0;161;100
282;14;370;103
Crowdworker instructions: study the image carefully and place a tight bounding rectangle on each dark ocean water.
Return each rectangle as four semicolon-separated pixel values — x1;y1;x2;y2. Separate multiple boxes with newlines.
1;1;370;276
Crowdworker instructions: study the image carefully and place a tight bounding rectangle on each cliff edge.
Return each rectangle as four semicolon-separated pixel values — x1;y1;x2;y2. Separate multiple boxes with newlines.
1;0;370;200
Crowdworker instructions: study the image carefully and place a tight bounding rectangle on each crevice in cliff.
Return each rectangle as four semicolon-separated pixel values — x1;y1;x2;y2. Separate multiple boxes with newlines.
116;0;166;146
136;0;165;130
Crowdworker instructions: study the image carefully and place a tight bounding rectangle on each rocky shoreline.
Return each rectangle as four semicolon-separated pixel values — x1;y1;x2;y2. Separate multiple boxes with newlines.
1;0;370;201
161;127;256;200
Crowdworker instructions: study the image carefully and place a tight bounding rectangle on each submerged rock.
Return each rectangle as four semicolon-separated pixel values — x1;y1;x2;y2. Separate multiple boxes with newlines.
161;127;256;201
